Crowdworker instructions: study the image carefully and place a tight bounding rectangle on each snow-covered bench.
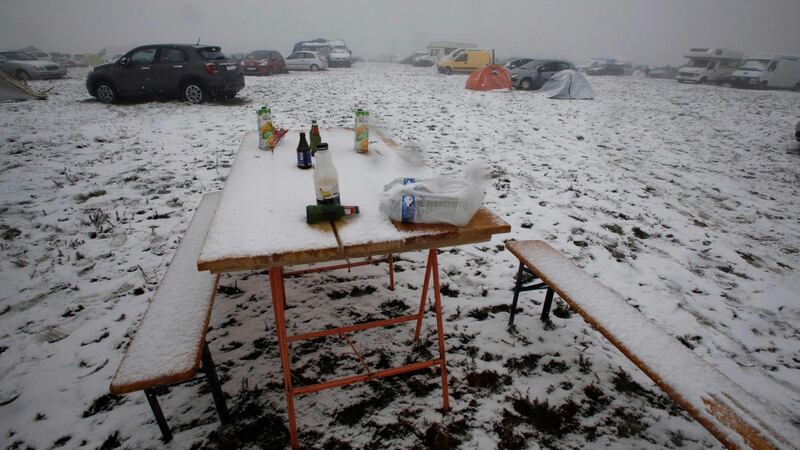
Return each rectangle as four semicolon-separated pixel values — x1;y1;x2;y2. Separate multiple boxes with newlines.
506;240;799;450
110;192;229;442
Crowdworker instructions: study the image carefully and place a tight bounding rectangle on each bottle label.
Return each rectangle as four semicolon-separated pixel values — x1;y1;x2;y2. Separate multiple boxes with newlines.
355;112;369;153
317;183;340;201
260;120;274;150
297;150;312;167
401;194;415;223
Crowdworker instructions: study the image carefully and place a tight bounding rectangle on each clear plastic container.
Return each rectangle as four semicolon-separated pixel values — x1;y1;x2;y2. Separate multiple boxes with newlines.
379;163;485;226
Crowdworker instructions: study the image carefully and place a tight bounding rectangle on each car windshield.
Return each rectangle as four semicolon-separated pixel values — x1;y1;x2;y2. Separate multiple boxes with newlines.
2;52;35;61
686;58;710;68
519;60;541;70
248;51;269;59
739;59;769;71
199;48;227;61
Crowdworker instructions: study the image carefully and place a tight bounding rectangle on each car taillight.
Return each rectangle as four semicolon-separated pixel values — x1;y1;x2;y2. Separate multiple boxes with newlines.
204;63;219;75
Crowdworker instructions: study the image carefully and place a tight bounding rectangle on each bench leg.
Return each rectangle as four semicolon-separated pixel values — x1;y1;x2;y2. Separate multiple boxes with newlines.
144;389;173;442
508;262;525;326
202;343;230;423
541;288;555;321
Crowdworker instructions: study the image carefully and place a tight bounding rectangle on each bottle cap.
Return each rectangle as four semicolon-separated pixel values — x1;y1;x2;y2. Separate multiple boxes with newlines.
316;143;329;151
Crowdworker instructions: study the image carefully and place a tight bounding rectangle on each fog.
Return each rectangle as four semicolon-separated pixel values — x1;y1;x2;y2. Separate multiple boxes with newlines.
2;0;799;65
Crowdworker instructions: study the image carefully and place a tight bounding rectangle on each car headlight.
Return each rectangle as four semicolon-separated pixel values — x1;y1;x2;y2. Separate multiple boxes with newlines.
510;74;518;80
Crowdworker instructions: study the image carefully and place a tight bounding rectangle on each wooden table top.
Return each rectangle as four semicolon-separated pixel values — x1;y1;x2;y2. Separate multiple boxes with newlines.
197;129;510;273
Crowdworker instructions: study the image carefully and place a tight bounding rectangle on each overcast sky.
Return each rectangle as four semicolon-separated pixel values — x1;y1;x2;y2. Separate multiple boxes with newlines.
2;0;799;65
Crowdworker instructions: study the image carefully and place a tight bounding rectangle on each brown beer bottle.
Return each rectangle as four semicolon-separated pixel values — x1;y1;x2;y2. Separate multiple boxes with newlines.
310;120;321;155
296;132;312;169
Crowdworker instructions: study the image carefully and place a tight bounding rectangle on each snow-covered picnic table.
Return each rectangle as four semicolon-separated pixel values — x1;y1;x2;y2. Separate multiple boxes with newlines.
196;129;510;449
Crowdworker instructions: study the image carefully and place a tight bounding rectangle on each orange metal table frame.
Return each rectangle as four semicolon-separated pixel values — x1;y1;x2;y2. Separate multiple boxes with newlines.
269;249;450;448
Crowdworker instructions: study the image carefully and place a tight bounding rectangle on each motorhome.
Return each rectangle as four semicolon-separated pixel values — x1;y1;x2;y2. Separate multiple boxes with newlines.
730;55;800;90
676;48;742;84
426;41;476;61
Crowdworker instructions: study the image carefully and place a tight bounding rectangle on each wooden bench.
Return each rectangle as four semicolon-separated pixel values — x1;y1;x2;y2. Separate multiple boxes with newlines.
506;240;799;450
110;192;229;442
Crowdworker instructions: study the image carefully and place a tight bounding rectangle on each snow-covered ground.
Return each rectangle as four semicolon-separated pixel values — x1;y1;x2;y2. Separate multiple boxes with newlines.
1;63;798;449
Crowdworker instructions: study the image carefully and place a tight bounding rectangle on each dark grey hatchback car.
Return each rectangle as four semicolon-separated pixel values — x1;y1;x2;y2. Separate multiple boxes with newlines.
86;44;244;103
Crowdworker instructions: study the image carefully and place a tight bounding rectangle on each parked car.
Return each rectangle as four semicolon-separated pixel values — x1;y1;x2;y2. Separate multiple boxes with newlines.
0;51;67;80
412;55;437;67
285;51;327;71
586;64;624;76
510;59;574;90
31;50;54;61
400;51;427;64
731;55;800;90
71;54;91;67
327;39;352;67
240;50;286;75
51;52;73;66
503;57;535;70
437;49;492;74
85;44;244;104
646;66;678;79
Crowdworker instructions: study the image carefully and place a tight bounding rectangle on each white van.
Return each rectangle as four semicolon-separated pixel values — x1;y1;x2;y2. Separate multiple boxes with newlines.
730;55;800;90
676;48;742;84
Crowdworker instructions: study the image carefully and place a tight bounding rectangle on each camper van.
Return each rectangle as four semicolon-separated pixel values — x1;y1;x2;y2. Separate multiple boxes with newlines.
730;55;800;90
426;41;476;61
676;48;742;84
437;49;492;74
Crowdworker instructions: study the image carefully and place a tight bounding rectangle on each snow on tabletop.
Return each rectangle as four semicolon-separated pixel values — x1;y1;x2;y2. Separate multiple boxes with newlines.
111;192;221;389
198;131;339;265
513;240;800;447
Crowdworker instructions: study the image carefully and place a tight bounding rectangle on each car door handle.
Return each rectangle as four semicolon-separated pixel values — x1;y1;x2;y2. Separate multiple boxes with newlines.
172;65;183;68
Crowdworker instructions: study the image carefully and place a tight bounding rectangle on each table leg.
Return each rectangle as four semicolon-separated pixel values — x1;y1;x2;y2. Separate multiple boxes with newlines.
429;249;450;411
413;249;434;341
388;254;395;291
270;267;299;449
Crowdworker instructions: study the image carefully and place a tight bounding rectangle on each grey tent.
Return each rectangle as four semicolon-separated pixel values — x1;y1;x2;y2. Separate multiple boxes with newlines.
0;71;46;101
539;70;594;99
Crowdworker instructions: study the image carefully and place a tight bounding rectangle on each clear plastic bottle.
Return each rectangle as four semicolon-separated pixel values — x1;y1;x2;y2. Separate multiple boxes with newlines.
313;143;340;205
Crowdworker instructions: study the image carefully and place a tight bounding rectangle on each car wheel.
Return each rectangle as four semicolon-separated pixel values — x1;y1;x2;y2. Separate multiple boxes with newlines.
95;81;117;103
15;70;30;82
520;78;533;90
444;67;452;75
268;67;274;76
183;81;206;104
309;64;319;72
758;81;768;90
793;82;800;92
697;77;707;85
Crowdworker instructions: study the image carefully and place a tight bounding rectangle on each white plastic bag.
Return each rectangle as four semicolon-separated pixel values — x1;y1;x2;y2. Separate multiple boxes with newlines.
379;162;486;226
